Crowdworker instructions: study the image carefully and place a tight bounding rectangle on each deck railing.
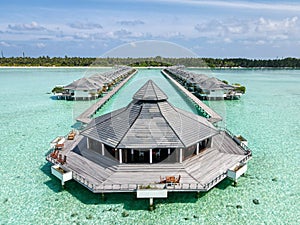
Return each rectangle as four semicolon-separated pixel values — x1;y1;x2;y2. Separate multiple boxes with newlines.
91;175;231;192
203;172;227;190
46;155;56;164
48;155;234;193
92;182;209;192
215;126;252;153
72;172;95;191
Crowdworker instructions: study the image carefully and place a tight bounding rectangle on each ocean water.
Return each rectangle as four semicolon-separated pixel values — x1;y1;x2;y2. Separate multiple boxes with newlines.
0;68;299;225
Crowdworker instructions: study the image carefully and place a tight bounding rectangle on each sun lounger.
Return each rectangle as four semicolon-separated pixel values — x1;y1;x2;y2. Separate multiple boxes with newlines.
159;175;181;184
67;131;76;140
55;143;64;150
58;155;66;165
50;150;59;159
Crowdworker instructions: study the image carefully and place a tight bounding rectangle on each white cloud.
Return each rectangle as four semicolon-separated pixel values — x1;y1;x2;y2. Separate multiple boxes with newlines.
139;0;300;12
224;38;232;43
8;21;46;31
194;16;300;43
0;41;11;47
69;22;103;30
255;40;265;45
227;25;245;34
256;16;298;32
113;29;132;37
73;33;90;39
117;20;145;26
36;43;46;48
130;42;137;47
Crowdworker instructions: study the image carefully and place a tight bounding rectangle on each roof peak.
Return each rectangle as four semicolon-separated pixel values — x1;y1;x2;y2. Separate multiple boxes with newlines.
133;80;168;101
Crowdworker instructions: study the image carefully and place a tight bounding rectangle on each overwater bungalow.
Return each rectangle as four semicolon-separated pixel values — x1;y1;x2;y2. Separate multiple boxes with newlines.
63;77;103;100
195;77;235;100
53;66;136;100
164;66;244;100
89;75;112;92
47;80;251;206
185;75;208;92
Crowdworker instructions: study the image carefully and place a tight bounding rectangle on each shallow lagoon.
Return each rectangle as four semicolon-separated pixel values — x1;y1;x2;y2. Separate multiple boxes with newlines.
0;68;299;224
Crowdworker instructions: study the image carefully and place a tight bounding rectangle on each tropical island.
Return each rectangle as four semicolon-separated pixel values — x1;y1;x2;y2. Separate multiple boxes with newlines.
1;56;300;68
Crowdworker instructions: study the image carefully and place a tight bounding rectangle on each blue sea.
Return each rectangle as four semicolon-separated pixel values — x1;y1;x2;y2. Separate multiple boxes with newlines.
0;68;299;224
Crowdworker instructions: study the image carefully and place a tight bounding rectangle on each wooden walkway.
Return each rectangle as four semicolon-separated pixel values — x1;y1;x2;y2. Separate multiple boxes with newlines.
47;131;251;193
76;70;137;124
161;70;222;123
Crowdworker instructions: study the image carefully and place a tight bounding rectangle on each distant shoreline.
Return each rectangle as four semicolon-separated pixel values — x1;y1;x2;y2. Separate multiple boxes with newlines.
1;66;299;69
1;57;299;68
0;66;112;69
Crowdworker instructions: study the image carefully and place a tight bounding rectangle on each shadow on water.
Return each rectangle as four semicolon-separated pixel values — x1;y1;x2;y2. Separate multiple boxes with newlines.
41;161;204;210
49;96;58;100
215;178;233;190
71;121;83;130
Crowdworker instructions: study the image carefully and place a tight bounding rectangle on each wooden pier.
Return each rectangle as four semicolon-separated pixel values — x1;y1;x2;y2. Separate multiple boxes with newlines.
76;70;137;124
161;70;222;123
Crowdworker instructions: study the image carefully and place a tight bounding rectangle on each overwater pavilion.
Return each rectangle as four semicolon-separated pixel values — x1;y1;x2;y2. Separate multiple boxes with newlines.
81;80;219;164
47;79;251;203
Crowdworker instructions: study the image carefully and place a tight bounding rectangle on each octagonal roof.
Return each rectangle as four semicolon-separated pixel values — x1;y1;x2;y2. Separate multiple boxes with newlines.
81;80;219;149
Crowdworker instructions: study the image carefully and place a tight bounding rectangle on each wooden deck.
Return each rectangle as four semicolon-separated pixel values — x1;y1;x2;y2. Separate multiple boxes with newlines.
161;70;222;123
47;131;251;193
76;70;137;124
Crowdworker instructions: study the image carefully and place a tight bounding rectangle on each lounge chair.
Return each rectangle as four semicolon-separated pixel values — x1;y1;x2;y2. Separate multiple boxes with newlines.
159;175;180;184
55;143;64;150
57;154;66;165
67;131;76;140
50;150;59;159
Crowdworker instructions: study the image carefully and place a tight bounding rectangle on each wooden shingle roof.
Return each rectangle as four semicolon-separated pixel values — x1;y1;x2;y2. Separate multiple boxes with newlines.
64;77;103;91
133;79;168;101
81;80;219;149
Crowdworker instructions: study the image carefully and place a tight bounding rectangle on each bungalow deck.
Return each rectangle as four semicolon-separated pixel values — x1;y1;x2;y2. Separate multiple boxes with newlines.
46;131;251;193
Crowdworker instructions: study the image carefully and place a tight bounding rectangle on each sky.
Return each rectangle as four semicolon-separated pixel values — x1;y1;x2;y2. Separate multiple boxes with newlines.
0;0;300;58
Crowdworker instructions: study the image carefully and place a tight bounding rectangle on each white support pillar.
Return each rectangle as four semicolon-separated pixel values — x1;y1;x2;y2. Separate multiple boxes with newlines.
131;149;134;162
196;143;199;155
168;148;170;155
149;198;154;207
101;143;105;156
149;149;152;164
119;149;122;164
179;148;183;163
87;138;90;149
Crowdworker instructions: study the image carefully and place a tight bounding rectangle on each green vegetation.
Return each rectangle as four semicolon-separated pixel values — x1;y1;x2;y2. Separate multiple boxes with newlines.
51;86;64;93
222;80;229;84
129;60;172;67
0;56;300;68
0;56;95;67
232;83;246;93
203;57;300;68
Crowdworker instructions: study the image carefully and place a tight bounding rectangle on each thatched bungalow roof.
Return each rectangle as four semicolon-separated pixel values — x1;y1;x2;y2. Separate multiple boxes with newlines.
199;77;234;91
81;80;219;149
90;75;112;85
64;77;103;91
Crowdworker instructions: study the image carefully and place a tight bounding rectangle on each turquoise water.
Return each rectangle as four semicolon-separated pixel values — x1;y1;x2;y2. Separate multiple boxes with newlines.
0;68;299;224
94;69;198;117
